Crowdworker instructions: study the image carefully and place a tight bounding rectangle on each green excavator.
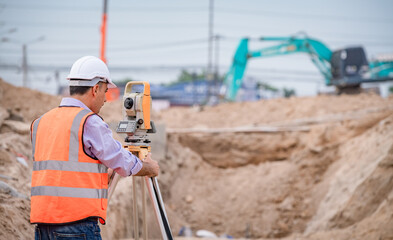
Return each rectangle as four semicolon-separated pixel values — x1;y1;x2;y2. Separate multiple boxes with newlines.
223;32;393;101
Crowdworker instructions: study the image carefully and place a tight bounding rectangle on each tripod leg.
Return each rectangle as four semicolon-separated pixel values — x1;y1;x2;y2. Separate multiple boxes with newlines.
108;172;121;203
141;176;147;240
145;177;174;240
136;149;149;240
133;176;139;240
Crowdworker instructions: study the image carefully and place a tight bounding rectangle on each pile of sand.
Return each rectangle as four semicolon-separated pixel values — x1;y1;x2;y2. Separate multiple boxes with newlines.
1;77;393;240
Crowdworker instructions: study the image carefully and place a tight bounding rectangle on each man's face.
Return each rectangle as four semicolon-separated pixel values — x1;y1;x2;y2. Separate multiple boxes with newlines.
92;82;108;114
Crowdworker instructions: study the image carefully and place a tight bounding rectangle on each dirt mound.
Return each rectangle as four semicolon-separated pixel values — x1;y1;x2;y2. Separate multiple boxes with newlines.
158;94;393;239
0;79;61;123
159;94;391;128
0;148;31;240
0;79;61;239
1;77;393;240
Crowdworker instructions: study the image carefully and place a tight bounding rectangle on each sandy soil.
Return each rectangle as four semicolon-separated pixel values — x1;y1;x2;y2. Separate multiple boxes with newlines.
1;78;393;240
155;95;393;239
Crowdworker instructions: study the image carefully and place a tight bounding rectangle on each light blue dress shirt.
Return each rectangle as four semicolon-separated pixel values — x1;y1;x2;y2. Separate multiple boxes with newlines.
60;97;143;177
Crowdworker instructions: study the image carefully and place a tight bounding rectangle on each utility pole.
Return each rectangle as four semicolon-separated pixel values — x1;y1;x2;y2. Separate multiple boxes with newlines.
22;44;27;87
55;70;60;94
192;72;197;105
100;0;108;63
206;0;214;101
1;35;43;88
214;35;220;97
20;36;44;88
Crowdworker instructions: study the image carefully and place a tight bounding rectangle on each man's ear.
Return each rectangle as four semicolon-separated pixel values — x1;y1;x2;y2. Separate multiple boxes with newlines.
92;84;99;97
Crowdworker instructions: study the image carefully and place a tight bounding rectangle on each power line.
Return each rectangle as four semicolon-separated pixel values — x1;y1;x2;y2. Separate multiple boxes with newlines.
1;34;392;53
218;29;393;41
2;19;392;42
0;62;327;78
216;7;393;24
3;35;392;50
0;20;208;29
0;38;209;54
246;39;393;47
1;32;392;61
3;3;206;12
109;38;208;52
4;3;393;24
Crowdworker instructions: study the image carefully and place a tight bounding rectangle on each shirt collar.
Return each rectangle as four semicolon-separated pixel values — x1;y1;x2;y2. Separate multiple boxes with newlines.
59;97;92;112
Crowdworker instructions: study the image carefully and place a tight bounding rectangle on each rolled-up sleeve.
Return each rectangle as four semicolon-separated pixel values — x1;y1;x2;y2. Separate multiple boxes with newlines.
83;114;143;177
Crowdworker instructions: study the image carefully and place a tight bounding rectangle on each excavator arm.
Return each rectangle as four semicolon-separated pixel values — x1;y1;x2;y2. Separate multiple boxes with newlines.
224;34;333;101
368;55;393;80
224;33;393;101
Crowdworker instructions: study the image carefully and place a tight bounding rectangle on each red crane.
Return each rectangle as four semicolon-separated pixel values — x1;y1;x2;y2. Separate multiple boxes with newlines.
100;0;120;101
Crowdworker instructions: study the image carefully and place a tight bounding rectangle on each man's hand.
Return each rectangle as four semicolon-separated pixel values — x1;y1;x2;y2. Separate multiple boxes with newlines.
135;153;159;178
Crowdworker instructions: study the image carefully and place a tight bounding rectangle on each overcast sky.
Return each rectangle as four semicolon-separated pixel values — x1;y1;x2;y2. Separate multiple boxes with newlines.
0;0;392;95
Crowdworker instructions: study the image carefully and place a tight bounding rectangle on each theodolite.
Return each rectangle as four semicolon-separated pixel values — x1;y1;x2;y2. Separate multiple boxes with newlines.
108;81;173;240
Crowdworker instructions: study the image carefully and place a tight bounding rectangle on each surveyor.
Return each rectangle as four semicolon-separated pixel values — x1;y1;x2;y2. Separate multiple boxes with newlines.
29;56;159;239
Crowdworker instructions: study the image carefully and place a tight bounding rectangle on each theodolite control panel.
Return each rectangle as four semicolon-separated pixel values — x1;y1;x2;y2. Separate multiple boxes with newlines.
116;120;137;133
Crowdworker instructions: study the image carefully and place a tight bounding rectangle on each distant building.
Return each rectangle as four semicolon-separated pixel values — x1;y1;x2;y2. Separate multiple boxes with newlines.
150;80;216;106
149;78;281;106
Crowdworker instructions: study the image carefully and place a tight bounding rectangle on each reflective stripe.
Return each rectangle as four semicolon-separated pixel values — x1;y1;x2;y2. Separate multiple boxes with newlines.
31;116;42;161
33;160;107;173
69;109;91;162
31;186;108;199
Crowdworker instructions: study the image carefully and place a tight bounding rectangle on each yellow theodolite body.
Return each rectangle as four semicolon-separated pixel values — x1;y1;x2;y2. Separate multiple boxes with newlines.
116;81;155;141
123;81;151;131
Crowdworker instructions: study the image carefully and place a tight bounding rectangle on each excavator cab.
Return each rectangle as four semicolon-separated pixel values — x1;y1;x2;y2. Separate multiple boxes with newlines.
330;47;369;87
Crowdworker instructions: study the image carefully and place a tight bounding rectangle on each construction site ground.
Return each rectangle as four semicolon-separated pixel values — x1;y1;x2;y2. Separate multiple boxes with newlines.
1;78;393;240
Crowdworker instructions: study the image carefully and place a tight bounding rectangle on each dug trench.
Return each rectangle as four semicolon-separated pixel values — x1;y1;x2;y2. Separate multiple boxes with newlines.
157;110;392;239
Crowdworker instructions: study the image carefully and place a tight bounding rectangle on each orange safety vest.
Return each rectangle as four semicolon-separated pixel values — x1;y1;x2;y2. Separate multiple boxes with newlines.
30;107;108;224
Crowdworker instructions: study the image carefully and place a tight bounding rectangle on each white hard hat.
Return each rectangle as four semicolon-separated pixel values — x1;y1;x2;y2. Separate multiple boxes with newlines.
67;56;117;88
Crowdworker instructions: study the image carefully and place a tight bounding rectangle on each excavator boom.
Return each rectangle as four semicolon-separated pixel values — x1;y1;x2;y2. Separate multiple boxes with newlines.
223;33;393;101
224;34;333;101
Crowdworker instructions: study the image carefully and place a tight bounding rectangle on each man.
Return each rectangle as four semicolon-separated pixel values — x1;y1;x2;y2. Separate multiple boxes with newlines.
30;56;159;239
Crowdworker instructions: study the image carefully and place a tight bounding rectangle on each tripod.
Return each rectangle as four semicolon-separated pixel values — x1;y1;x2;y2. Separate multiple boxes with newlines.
108;145;173;240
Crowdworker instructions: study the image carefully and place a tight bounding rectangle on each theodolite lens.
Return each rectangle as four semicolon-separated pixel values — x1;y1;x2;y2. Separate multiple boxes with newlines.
124;98;134;109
